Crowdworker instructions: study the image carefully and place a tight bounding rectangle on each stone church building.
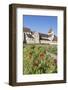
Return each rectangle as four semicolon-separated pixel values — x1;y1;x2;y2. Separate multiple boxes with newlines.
23;27;57;44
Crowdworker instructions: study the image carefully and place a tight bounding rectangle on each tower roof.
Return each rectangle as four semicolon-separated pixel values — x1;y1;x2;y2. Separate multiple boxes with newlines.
48;28;52;33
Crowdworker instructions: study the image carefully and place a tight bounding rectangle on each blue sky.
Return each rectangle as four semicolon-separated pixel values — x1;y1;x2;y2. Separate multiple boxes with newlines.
23;15;57;36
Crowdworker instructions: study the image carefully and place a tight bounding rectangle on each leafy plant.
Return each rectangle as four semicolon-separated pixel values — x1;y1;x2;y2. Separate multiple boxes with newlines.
23;44;57;75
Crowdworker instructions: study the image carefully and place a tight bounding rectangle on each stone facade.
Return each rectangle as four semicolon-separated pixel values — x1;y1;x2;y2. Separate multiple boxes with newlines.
23;27;57;44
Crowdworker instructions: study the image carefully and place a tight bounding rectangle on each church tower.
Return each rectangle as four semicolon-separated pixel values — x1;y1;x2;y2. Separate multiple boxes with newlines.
48;28;54;41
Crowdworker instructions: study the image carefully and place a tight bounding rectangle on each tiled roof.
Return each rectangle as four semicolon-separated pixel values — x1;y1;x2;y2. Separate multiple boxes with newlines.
27;34;34;38
40;38;50;41
23;27;57;41
39;33;48;38
23;27;32;32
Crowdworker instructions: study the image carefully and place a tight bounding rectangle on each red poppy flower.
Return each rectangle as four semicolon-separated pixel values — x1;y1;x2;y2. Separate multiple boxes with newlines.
33;60;39;66
54;59;57;64
29;52;32;59
40;53;45;59
29;52;32;55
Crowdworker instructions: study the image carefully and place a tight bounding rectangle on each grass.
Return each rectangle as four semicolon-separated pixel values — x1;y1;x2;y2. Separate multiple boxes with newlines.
23;44;57;75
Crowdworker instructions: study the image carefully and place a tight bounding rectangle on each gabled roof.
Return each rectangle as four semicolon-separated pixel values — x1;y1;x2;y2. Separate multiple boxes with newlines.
23;27;32;32
27;34;34;38
39;33;48;38
23;27;57;41
40;38;50;41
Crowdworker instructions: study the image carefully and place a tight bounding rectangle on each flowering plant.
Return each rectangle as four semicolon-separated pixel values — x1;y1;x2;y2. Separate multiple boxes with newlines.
23;44;57;74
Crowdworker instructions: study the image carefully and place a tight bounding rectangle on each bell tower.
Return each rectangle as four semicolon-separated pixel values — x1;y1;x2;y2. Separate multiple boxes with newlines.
48;28;54;41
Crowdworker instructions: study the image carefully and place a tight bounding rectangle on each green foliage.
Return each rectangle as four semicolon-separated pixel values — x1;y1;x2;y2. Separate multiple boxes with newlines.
48;45;57;55
23;44;57;75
